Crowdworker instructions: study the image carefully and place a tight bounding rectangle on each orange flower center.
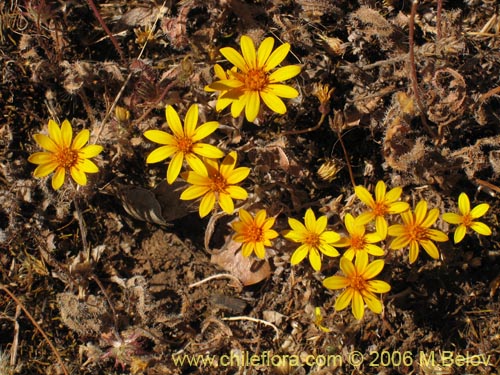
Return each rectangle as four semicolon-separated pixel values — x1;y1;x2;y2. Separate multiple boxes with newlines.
209;173;228;193
244;69;269;91
177;136;193;153
373;201;388;217
304;232;321;248
350;234;366;251
406;223;428;241
246;224;264;243
349;273;367;291
56;148;79;169
461;214;473;227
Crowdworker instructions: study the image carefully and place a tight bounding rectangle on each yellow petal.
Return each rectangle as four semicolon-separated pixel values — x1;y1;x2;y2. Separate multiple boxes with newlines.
374;180;386;202
458;192;470;215
226;167;250;185
245;90;261;122
366;280;391;293
265;84;299;98
240;35;256;69
230;95;247;118
199;191;216;217
334;288;353;311
264;43;291;71
288;217;307;234
146;145;177;163
268;65;301;82
321;231;341;243
385;186;402;202
344;213;356;235
421;208;440;228
257;37;274;68
80;145;103;159
362;291;383;314
70;166;87;186
184;104;199;138
362;259;384;279
220;151;237;177
419;239;440;259
390;235;411;250
34;134;59;153
388;201;410;214
375;216;388;240
183;170;210;186
241;242;254;257
165;105;184;138
254;242;266;259
28;152;55;165
470;221;492;236
226;185;248;200
454;225;467;244
442;212;462;224
220;47;248;72
414;200;427;224
408;241;420;263
52;167;65;190
33;161;58;177
72;129;90;150
166;152;184;184
470;203;489;219
304;208;316;232
365;244;385;256
291;244;309;265
218;192;234;214
318;243;339;257
315;215;328;234
260;91;286;114
308;247;322;271
426;229;448;242
339;256;355;277
239;208;253;225
323;275;349;290
79;159;99;173
144;130;176;145
60;120;73;148
192;121;219;142
180;185;210;200
254;209;267;227
355;185;375;207
351;291;365;320
48;119;63;146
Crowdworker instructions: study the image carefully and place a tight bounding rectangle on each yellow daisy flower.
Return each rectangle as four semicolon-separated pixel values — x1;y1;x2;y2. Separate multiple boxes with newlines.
334;214;384;263
355;180;410;239
180;151;250;217
144;104;224;184
323;256;391;320
283;208;341;271
442;192;491;244
205;35;301;122
388;200;448;263
232;208;278;259
28;119;103;190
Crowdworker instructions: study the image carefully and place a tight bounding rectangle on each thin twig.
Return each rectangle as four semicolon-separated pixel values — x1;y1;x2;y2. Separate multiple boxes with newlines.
222;316;280;340
436;0;443;40
189;273;243;291
336;129;356;189
408;0;437;139
86;0;125;62
0;285;69;375
281;113;326;136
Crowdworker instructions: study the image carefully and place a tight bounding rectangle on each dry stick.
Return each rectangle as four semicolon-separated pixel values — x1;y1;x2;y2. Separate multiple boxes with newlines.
0;285;69;375
436;0;443;40
86;0;125;62
336;129;356;189
281;113;326;136
408;0;437;139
